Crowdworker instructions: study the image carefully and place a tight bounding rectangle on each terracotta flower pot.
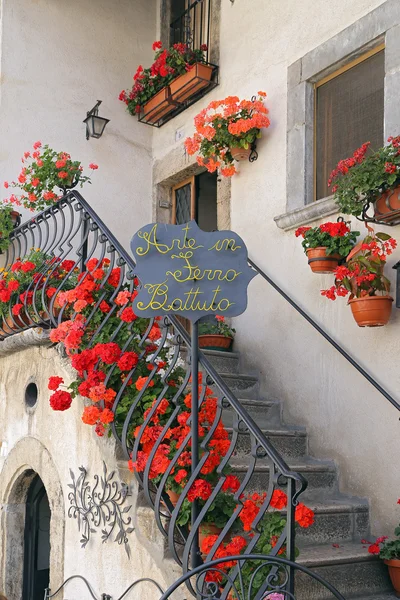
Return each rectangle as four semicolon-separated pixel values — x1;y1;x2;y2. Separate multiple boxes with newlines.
306;247;341;274
199;334;233;351
11;210;21;228
143;87;175;124
349;295;393;327
384;559;400;596
374;186;400;224
2;312;32;334
166;490;181;507
230;146;251;161
170;63;213;103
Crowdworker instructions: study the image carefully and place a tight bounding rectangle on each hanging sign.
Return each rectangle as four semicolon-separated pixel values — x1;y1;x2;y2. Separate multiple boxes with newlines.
130;220;256;322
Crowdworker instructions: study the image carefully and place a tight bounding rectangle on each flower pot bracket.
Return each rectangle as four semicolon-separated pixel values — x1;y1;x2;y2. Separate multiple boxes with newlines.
358;197;400;226
138;62;219;128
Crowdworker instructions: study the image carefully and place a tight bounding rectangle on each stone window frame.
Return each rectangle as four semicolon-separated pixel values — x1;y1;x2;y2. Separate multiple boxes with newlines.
275;0;400;231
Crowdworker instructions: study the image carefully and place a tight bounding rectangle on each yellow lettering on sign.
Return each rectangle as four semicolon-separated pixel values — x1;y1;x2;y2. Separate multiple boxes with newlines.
136;223;204;256
208;239;241;252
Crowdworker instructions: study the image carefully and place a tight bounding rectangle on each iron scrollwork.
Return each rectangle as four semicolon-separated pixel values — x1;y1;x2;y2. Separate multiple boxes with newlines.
67;462;134;555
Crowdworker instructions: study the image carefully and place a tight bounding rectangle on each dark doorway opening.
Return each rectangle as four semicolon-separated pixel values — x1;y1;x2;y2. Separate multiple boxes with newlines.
23;475;51;600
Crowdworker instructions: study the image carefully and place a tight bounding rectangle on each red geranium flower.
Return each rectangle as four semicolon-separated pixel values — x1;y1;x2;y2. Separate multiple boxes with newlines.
48;376;64;391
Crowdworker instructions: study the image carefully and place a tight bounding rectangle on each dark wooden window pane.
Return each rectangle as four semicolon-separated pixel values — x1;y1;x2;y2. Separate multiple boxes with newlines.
316;50;384;201
175;182;192;224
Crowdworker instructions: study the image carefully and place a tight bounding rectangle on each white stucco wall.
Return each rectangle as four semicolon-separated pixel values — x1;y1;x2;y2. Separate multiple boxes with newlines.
0;342;182;599
150;0;400;535
0;0;156;252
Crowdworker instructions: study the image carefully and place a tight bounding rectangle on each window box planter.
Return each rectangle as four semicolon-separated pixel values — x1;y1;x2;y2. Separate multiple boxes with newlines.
170;62;214;104
142;87;176;125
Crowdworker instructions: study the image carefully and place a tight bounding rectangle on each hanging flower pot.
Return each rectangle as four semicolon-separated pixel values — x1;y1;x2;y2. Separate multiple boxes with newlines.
170;63;213;104
374;186;400;224
295;222;360;275
348;295;393;327
199;334;233;351
384;559;400;594
230;146;251;161
143;87;175;125
306;247;341;274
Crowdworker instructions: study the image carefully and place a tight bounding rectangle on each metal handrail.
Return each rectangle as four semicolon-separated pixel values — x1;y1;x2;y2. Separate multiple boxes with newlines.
0;192;307;596
248;258;400;413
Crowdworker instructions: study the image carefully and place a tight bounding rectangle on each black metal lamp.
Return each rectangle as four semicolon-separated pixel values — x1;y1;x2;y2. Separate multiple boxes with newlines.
83;100;110;140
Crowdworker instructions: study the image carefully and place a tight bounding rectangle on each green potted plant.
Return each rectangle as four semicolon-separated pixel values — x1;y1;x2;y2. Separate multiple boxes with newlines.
198;315;235;351
321;231;397;327
368;502;400;595
3;141;97;213
119;41;211;125
328;136;400;223
0;204;20;253
184;92;270;177
295;220;360;274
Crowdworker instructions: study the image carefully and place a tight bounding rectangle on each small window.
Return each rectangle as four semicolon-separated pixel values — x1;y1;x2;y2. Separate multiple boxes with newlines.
315;47;385;201
169;0;211;61
171;172;217;231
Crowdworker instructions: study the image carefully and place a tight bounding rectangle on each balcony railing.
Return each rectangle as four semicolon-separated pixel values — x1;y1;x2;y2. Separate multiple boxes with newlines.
0;191;308;599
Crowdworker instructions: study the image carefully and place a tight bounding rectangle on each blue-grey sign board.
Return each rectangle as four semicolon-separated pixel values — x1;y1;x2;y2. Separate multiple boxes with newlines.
130;221;256;322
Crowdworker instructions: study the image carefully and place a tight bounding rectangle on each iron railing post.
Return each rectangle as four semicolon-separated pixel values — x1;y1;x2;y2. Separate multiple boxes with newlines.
286;478;296;596
190;320;201;569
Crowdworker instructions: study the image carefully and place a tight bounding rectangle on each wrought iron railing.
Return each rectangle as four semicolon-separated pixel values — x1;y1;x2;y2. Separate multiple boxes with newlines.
170;0;212;63
0;191;308;598
3;191;398;596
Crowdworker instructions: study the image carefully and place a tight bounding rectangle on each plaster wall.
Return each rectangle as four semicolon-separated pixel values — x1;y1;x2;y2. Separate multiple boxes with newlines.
0;0;156;252
0;342;182;599
151;0;400;535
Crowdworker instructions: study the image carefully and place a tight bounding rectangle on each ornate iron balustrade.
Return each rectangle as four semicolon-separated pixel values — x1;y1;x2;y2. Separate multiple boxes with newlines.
0;191;308;598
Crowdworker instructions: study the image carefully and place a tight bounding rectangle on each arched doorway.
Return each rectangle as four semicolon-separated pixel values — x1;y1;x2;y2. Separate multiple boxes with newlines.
22;475;51;600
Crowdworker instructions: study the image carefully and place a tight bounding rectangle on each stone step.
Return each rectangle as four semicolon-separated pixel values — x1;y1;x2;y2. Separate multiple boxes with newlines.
222;397;282;427
230;457;338;493
199;349;241;373
352;595;398;599
227;426;308;458
296;542;392;600
296;499;369;545
216;372;260;399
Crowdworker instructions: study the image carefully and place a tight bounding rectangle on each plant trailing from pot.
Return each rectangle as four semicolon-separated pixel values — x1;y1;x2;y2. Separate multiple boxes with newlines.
0;204;20;253
119;41;210;123
3;141;98;212
367;499;400;595
0;249;79;331
184;92;270;177
201;488;315;595
295;220;360;274
328;136;400;222
198;315;235;350
321;231;397;327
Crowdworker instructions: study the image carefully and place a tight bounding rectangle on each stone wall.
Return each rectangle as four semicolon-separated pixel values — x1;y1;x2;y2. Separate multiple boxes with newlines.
0;337;183;599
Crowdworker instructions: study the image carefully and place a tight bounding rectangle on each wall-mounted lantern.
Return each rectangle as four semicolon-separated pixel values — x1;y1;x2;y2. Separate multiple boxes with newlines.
83;100;110;140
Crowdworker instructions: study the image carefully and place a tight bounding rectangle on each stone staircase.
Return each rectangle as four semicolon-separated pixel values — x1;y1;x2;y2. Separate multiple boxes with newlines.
201;348;396;600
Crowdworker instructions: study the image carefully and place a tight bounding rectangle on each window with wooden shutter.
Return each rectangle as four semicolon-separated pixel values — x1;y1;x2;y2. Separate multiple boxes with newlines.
315;46;385;201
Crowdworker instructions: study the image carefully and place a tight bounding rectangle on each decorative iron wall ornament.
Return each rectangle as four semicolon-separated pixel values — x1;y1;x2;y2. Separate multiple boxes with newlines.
130;220;257;322
67;462;134;555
